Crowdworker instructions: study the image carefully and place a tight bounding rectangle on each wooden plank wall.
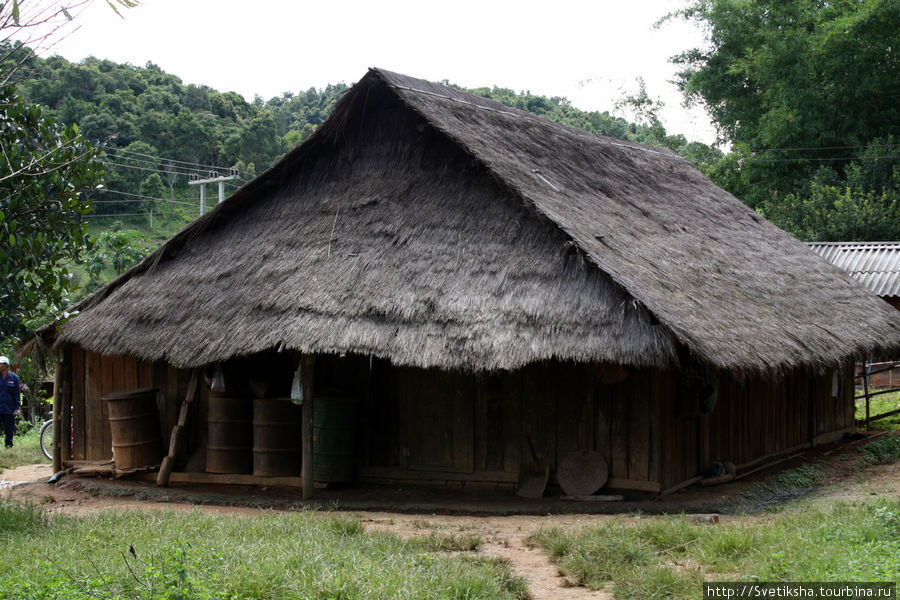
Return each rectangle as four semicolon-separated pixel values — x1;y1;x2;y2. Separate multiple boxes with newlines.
593;367;662;488
361;361;661;490
69;347;189;462
700;363;854;489
656;368;702;490
67;348;855;492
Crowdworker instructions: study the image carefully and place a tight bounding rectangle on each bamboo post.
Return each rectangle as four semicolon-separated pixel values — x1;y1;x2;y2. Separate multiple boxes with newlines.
51;363;63;473
301;355;316;500
157;369;199;487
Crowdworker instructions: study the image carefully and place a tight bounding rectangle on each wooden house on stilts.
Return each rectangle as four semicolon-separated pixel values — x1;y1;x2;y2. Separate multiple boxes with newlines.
33;69;900;498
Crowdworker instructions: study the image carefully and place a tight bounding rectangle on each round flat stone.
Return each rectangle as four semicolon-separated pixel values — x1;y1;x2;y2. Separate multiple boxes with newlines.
557;450;608;496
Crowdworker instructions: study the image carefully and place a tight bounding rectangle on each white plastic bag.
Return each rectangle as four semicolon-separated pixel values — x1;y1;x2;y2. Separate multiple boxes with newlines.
290;366;304;405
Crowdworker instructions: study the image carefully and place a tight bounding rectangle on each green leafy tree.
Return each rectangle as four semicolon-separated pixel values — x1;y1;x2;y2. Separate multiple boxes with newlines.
671;0;900;209
100;140;159;215
84;229;149;284
140;172;166;201
0;0;136;341
759;139;900;241
234;109;283;167
0;82;102;339
139;172;167;224
231;159;256;179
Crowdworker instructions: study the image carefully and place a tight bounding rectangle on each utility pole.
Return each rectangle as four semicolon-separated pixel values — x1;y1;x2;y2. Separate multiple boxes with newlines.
188;169;239;215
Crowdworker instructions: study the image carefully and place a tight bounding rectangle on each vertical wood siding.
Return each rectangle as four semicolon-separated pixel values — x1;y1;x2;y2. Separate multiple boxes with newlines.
68;347;193;461
67;348;855;492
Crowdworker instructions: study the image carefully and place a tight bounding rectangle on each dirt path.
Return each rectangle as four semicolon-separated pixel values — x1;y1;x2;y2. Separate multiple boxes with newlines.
362;513;614;599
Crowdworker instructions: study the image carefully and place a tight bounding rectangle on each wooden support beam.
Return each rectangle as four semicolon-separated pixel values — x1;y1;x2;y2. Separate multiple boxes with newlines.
811;427;854;447
604;478;662;493
358;466;519;483
51;362;64;473
661;475;705;496
301;355;316;500
157;370;199;487
60;349;72;465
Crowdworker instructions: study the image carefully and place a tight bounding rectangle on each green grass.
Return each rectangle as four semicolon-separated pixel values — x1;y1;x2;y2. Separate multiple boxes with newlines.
855;388;900;431
0;428;50;473
859;434;900;464
529;499;900;599
0;504;527;600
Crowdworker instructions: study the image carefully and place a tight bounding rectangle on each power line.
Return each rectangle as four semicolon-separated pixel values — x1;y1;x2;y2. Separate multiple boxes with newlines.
93;189;201;207
111;147;237;172
100;159;218;179
84;213;155;218
748;143;900;153
99;158;249;185
98;150;251;182
99;163;249;190
742;155;900;163
91;197;197;208
105;148;251;179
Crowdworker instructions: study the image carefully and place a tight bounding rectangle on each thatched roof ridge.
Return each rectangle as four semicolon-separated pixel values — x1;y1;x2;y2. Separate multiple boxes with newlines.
365;69;900;370
45;68;900;372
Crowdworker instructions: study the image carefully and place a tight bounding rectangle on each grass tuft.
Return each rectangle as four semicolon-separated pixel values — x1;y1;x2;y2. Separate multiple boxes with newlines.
859;434;900;464
612;565;701;600
0;500;47;535
411;531;483;552
0;428;50;473
325;514;364;537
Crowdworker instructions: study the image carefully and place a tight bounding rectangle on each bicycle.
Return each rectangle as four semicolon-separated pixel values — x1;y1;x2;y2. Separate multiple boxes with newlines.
39;414;53;460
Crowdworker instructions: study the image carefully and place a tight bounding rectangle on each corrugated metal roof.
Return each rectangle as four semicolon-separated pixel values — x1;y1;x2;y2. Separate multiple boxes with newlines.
807;242;900;297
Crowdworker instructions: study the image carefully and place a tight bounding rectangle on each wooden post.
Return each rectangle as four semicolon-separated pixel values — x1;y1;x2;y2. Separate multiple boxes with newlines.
51;362;64;473
863;357;871;429
301;355;316;500
60;350;72;465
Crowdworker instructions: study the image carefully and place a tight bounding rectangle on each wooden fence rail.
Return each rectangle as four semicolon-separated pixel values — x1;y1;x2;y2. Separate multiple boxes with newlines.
855;360;900;427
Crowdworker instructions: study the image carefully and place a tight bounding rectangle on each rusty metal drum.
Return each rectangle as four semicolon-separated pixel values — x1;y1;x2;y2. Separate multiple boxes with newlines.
105;387;163;470
252;397;301;476
206;392;253;474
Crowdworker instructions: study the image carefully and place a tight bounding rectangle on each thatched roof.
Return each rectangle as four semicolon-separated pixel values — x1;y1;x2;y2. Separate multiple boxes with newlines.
49;68;900;372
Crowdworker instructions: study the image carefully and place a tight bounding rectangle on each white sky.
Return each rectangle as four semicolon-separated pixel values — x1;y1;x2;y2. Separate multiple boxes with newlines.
32;0;718;144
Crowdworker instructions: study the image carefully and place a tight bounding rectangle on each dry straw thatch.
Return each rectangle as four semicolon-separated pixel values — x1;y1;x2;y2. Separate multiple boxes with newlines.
50;68;900;372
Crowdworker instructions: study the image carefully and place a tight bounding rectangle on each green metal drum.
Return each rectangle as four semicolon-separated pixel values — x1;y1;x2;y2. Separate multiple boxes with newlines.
313;396;357;482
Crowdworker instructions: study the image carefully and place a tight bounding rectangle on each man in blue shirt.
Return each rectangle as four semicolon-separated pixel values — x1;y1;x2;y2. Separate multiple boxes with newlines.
0;356;21;448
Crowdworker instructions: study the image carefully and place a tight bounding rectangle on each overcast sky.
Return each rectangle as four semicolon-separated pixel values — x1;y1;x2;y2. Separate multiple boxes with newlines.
33;0;717;144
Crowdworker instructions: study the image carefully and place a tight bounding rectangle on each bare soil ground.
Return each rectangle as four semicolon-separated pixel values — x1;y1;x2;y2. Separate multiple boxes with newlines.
1;433;897;600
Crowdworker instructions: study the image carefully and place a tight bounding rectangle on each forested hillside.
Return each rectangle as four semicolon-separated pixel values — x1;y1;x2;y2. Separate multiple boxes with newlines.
8;48;721;234
10;50;348;225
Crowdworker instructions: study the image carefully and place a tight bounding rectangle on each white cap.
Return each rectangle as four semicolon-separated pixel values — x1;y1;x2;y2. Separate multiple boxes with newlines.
0;357;8;365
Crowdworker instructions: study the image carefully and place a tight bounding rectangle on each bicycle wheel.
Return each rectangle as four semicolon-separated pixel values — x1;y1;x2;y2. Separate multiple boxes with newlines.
39;420;53;460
